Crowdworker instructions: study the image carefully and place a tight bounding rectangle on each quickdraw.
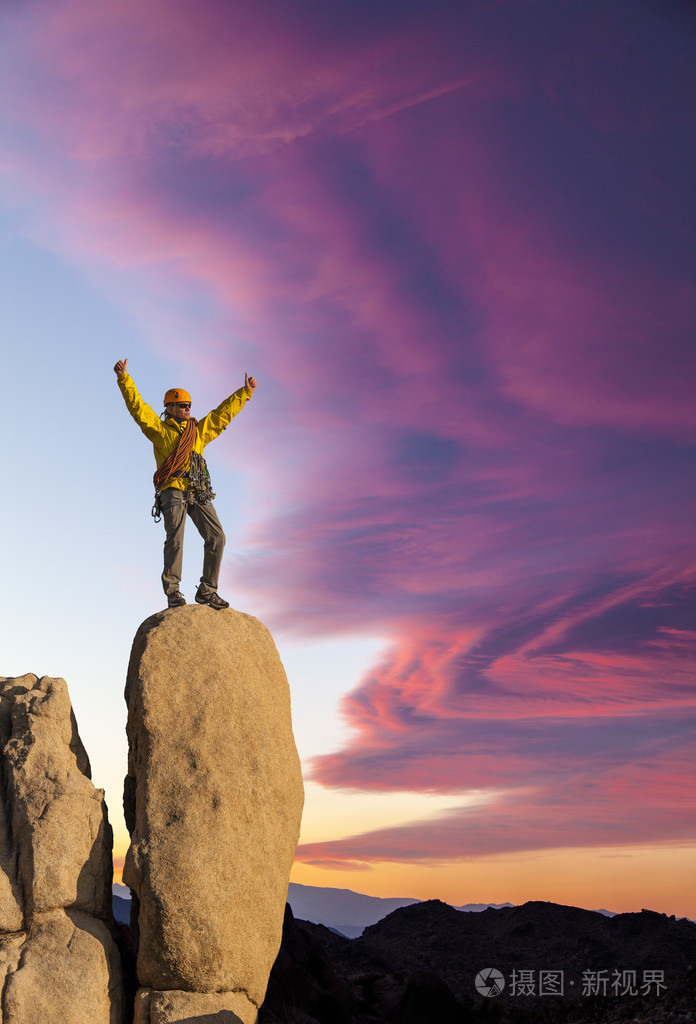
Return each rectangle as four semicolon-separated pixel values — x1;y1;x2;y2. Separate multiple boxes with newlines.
187;451;216;506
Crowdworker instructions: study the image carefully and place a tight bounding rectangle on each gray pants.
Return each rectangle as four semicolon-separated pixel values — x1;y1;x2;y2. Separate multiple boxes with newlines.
160;489;226;597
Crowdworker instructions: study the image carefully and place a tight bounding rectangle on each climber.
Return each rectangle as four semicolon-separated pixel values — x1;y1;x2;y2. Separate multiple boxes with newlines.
113;358;257;610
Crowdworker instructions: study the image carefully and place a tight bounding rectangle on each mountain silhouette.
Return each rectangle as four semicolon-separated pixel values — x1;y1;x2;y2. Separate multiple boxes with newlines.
260;899;696;1024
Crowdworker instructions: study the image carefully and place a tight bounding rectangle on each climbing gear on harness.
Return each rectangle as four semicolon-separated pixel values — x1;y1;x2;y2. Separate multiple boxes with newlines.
152;492;163;523
164;387;191;406
195;587;229;610
167;591;186;608
187;451;216;506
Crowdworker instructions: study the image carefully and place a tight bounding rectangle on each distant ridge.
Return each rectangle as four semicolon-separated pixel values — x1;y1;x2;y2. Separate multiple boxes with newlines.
113;894;130;924
287;884;520;936
287;882;421;937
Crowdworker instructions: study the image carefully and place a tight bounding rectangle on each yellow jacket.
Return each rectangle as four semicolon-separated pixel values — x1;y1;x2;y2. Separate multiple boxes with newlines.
117;373;252;492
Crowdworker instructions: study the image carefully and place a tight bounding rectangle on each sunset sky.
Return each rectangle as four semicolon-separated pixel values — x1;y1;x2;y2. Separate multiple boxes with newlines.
1;0;694;917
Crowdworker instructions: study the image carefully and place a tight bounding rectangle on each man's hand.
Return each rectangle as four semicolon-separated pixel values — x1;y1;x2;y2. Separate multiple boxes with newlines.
114;358;129;376
245;372;257;391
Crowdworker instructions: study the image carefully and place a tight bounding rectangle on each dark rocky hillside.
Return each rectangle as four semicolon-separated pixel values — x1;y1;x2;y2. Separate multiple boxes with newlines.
259;900;696;1024
353;899;696;997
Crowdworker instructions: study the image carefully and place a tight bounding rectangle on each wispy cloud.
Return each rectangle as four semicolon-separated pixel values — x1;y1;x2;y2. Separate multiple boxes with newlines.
296;745;696;865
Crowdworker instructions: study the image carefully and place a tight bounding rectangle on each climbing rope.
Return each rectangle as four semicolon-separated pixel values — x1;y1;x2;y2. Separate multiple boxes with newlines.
151;418;198;522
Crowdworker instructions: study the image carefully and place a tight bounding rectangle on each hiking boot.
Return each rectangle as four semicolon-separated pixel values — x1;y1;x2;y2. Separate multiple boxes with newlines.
167;591;186;608
195;588;230;611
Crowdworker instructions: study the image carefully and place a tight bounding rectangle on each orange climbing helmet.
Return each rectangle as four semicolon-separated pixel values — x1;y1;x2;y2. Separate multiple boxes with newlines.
163;388;191;406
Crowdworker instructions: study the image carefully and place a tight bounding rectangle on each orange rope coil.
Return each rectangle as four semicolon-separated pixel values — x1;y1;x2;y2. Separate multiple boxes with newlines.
153;418;198;492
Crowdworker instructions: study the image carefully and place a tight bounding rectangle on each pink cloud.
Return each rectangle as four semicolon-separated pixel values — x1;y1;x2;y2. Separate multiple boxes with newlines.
300;567;696;854
297;746;696;865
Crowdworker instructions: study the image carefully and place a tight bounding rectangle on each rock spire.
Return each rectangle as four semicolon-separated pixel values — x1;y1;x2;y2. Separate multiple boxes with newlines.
123;605;304;1024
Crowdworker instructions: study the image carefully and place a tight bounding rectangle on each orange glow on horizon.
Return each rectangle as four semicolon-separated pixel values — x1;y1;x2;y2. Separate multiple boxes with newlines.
113;842;694;919
289;843;696;919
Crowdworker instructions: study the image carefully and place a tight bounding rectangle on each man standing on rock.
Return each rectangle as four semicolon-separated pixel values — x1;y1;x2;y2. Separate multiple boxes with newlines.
113;358;257;610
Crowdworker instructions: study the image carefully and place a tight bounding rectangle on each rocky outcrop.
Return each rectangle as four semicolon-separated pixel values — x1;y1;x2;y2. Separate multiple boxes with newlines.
123;606;304;1024
0;674;124;1024
261;902;696;1024
259;904;354;1024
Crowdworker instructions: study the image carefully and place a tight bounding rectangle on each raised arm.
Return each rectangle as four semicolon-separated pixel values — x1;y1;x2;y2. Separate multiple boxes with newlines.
198;373;258;446
113;358;166;442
